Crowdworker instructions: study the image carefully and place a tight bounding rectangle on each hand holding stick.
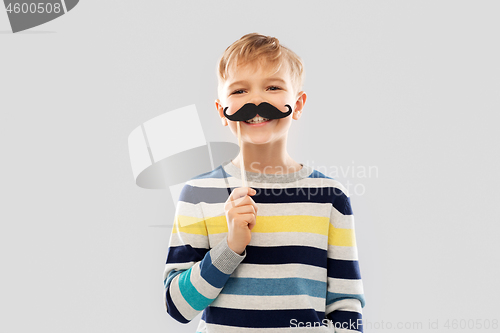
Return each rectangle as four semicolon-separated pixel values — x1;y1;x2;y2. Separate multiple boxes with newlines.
224;120;257;255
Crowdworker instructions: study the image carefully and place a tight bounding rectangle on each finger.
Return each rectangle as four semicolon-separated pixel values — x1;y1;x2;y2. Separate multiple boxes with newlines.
225;187;257;210
247;215;257;230
225;195;248;210
230;193;255;209
239;213;256;226
231;204;256;215
248;221;256;231
247;196;258;213
230;187;256;202
226;188;245;209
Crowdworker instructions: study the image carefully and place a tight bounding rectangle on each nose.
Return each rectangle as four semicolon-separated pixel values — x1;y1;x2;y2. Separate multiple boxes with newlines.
247;96;265;118
247;91;266;107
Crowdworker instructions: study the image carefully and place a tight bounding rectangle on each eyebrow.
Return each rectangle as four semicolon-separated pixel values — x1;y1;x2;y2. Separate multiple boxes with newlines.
227;78;287;91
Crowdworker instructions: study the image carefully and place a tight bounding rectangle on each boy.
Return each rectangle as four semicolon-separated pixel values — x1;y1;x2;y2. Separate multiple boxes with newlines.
163;33;365;332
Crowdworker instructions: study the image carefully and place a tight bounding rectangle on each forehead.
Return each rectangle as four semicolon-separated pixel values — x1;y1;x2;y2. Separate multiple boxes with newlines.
226;59;290;83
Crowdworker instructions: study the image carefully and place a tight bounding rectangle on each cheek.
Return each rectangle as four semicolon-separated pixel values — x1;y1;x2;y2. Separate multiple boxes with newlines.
227;120;241;134
224;101;245;116
281;115;293;125
274;113;294;128
271;97;292;111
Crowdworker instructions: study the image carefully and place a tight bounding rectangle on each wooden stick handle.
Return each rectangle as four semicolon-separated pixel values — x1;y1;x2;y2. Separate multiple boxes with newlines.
236;121;248;188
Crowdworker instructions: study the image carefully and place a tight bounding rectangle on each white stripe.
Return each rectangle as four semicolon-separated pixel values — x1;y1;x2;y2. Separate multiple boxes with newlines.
330;207;355;229
204;322;334;332
210;294;326;312
200;202;225;219
60;0;68;13
163;262;194;282
248;232;328;248
208;232;329;251
175;201;204;219
202;201;332;219
208;233;226;249
232;263;326;281
190;174;348;194
168;232;209;248
325;298;363;315
327;277;364;295
335;329;361;333
328;244;359;260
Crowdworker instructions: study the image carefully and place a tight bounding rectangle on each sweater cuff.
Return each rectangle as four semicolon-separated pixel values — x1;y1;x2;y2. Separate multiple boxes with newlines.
210;235;246;275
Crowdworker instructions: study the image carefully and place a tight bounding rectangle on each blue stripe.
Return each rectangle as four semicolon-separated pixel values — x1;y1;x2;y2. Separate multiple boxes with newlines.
327;291;366;308
165;288;189;324
244;245;327;267
180;184;232;204
327;310;363;332
166;245;208;264
306;171;352;214
191;165;227;180
343;196;354;215
188;165;352;212
221;277;326;297
177;266;215;311
308;169;331;180
199;251;231;289
250;186;344;205
178;184;351;214
327;258;361;279
203;307;326;328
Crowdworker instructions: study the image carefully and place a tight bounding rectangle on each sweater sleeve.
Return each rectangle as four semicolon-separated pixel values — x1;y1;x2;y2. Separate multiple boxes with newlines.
163;183;246;323
326;190;365;333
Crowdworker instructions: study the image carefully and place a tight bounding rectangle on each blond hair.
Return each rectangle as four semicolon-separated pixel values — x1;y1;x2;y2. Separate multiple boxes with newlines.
217;33;305;98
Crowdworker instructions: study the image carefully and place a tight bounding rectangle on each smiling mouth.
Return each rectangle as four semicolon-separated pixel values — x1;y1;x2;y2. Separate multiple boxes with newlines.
244;115;270;124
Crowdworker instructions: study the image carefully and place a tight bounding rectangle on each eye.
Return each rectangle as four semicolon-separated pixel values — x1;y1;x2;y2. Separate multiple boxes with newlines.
267;86;282;91
231;89;245;95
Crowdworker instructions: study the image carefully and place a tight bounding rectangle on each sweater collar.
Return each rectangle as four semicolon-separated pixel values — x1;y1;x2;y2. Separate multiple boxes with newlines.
220;159;313;184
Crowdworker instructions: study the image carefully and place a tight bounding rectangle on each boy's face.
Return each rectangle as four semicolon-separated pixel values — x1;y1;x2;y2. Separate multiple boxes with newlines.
215;61;306;145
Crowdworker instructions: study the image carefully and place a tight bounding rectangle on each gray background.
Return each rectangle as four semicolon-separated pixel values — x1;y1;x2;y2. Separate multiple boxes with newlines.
1;1;499;332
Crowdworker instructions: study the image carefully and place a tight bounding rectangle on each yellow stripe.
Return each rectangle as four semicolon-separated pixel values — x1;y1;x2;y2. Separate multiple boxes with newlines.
205;215;228;234
328;226;356;247
252;215;329;235
204;215;329;236
172;214;207;236
175;213;356;247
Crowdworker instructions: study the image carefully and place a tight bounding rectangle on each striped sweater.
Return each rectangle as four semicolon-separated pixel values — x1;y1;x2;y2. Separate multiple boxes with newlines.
163;159;365;332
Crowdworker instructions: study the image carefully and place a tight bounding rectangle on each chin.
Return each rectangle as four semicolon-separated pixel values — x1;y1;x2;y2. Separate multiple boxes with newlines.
245;136;276;145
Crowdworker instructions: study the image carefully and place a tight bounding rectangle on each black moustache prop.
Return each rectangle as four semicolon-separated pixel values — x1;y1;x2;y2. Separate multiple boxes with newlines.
223;102;293;121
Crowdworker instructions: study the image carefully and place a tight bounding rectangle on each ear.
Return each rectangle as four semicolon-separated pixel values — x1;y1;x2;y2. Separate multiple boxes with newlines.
215;99;228;126
292;91;307;120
